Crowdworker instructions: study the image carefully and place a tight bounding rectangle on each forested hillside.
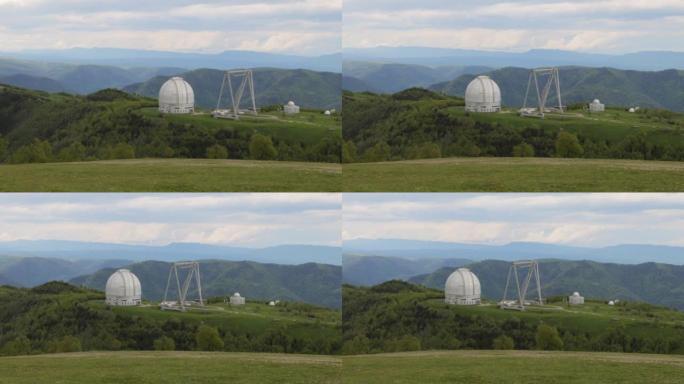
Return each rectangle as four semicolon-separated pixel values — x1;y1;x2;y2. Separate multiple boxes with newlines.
342;281;684;355
0;85;341;164
124;68;341;110
71;260;342;309
430;66;684;112
410;259;684;311
342;89;684;163
0;282;341;356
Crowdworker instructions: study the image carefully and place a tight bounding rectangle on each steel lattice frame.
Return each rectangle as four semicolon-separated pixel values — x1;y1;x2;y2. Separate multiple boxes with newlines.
162;261;204;312
521;67;563;118
214;69;257;120
500;260;543;311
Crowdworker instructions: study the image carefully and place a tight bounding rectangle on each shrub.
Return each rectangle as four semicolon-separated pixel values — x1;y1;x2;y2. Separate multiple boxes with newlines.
555;131;583;158
153;336;176;351
10;139;52;163
536;324;564;351
249;134;278;160
493;335;515;350
512;142;535;157
196;325;224;351
206;144;228;159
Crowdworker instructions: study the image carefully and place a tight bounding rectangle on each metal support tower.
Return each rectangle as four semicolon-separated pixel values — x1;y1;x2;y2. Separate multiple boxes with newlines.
214;69;257;120
162;261;204;311
500;260;543;311
522;67;563;118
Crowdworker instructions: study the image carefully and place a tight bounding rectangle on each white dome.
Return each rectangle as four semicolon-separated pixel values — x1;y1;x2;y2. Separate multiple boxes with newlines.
592;99;600;103
159;76;194;114
288;101;295;106
105;269;141;306
445;268;481;305
233;292;241;297
465;75;501;113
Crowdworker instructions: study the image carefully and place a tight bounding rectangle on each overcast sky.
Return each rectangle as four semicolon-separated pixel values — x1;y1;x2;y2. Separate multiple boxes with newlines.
343;194;684;247
0;0;341;54
344;0;684;53
0;194;341;247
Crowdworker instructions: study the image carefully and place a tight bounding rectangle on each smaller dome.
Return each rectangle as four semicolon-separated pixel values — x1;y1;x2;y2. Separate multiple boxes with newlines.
234;292;241;297
573;292;580;297
592;99;600;103
288;101;295;106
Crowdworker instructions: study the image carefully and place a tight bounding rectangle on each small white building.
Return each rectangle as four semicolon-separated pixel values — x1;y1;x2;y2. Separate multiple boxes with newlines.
284;101;300;114
324;110;331;115
568;291;585;305
445;268;481;305
268;301;276;306
105;269;142;306
465;75;501;113
608;300;615;306
589;99;605;112
158;76;194;114
229;292;245;305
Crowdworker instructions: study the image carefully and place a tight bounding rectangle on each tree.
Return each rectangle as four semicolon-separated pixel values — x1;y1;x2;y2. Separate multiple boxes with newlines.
492;335;515;350
1;336;31;356
249;134;278;160
57;142;87;162
206;144;228;159
512;143;535;157
535;324;564;351
196;325;224;351
153;336;176;351
363;141;391;162
342;141;357;163
407;142;441;159
110;142;135;159
10;139;52;163
0;135;8;162
341;335;371;355
555;131;583;158
47;335;82;353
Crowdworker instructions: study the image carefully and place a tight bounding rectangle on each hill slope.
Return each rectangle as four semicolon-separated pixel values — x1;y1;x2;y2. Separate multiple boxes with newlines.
124;68;342;110
70;260;342;309
410;259;684;310
343;254;471;286
430;66;684;112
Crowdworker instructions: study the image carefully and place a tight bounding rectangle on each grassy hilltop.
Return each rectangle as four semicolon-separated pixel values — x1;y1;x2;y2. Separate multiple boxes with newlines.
342;282;684;355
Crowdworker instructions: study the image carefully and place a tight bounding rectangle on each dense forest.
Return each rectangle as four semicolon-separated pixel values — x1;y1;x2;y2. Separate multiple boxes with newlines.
342;88;684;163
0;282;342;357
342;281;684;355
0;85;341;164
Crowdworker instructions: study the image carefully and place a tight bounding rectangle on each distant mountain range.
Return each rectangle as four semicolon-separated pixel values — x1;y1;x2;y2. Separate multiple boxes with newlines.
409;259;684;310
429;66;684;112
344;239;684;265
343;61;491;93
70;259;341;308
343;47;684;71
4;48;341;73
124;67;341;110
343;254;471;286
0;240;341;265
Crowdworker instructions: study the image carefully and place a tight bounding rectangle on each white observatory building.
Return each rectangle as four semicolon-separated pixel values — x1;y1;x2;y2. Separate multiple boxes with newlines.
105;269;142;306
284;100;300;114
568;291;584;305
230;292;245;305
159;76;195;114
465;75;501;113
445;268;481;305
589;99;605;112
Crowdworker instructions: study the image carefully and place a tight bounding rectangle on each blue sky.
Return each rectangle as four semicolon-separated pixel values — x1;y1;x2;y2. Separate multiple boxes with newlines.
343;194;684;247
0;0;341;54
0;194;341;247
343;0;684;53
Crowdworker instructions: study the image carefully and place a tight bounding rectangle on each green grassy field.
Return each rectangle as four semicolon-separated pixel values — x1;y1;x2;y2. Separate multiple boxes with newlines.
342;350;684;384
343;157;684;191
0;351;341;384
0;158;342;191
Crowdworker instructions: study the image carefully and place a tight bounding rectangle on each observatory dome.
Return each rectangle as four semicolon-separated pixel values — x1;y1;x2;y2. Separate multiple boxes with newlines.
465;75;501;113
159;76;194;114
105;269;141;306
445;268;481;305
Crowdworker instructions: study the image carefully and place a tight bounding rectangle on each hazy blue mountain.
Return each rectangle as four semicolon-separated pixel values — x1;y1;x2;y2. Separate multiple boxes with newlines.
343;254;471;286
0;74;69;93
343;47;684;71
429;66;684;111
0;240;341;265
409;259;684;310
343;61;491;93
6;48;341;73
342;75;378;92
124;67;341;110
70;260;341;308
343;239;684;265
0;57;185;93
0;256;132;287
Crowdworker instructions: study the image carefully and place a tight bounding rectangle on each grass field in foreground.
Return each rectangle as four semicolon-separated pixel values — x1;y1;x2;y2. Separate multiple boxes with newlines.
342;350;684;384
0;351;341;384
343;157;684;191
0;158;341;192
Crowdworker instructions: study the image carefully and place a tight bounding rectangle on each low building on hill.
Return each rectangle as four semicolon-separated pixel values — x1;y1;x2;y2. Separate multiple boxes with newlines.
284;101;300;114
229;292;245;305
568;291;584;305
589;99;605;112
